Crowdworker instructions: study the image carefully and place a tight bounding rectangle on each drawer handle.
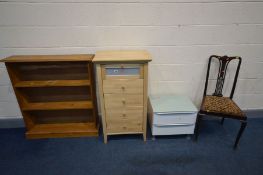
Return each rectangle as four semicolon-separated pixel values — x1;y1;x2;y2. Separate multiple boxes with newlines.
122;126;127;130
121;86;125;91
122;113;126;118
156;112;196;115
122;99;126;104
154;123;194;127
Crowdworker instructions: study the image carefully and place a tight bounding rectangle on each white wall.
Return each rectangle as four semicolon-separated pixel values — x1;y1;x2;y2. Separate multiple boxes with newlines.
0;0;263;119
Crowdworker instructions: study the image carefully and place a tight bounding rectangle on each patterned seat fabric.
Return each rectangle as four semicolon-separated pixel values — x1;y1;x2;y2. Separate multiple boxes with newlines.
201;96;245;117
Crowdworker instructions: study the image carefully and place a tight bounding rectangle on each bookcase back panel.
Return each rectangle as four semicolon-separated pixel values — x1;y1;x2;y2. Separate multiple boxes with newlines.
8;62;90;81
18;86;91;102
26;110;94;124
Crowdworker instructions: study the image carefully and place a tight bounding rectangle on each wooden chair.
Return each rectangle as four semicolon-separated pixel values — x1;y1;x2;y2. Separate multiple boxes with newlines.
195;55;247;149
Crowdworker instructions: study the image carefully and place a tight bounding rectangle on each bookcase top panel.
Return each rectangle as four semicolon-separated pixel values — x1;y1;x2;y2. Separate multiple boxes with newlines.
1;54;94;62
93;50;151;63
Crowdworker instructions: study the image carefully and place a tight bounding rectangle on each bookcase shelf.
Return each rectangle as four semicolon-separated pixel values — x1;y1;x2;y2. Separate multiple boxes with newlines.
21;101;93;111
1;54;99;139
14;80;91;87
26;123;98;139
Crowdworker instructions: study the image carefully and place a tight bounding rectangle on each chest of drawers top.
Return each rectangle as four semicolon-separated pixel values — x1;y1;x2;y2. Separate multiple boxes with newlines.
92;50;151;63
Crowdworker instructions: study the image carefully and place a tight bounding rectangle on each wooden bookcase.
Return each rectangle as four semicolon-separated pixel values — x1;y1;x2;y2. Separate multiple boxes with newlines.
1;55;99;139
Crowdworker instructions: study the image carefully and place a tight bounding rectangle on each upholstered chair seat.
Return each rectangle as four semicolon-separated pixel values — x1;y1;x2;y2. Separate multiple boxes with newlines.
201;96;245;118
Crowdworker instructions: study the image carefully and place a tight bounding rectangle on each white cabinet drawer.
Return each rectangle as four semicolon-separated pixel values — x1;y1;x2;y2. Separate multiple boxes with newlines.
152;124;195;136
153;112;197;125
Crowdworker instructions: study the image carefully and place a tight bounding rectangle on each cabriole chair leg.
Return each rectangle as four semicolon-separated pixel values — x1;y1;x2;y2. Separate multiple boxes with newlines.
233;120;247;149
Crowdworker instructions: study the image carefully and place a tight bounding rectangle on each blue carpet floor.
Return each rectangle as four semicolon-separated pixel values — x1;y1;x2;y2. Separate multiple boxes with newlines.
0;118;263;175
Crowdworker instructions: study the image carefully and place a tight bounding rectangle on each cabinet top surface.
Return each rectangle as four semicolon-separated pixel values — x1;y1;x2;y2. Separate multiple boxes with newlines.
149;95;198;113
93;50;152;63
0;54;94;62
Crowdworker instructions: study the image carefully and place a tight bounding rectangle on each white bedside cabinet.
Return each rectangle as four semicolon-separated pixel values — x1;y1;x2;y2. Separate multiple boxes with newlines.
148;95;198;136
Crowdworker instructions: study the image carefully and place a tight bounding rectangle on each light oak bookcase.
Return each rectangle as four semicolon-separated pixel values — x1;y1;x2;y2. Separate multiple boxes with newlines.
1;55;99;139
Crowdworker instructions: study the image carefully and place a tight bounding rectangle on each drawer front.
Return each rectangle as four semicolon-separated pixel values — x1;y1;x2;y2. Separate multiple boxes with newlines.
102;64;143;79
106;108;143;121
106;118;142;126
103;79;143;94
104;94;143;109
105;67;140;76
152;124;195;136
107;121;143;133
153;113;197;125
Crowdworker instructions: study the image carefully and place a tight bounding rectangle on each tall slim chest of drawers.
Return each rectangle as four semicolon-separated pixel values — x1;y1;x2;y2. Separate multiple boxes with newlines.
93;50;151;143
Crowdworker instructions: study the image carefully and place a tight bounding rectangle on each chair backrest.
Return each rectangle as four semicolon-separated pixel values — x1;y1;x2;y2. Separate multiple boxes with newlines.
203;55;242;99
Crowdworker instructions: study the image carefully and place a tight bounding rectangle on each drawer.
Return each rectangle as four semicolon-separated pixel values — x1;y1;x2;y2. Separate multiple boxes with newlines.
102;64;143;79
153;112;197;125
107;122;143;133
106;118;142;126
106;108;143;122
106;117;143;125
103;79;143;94
104;94;143;109
151;124;195;136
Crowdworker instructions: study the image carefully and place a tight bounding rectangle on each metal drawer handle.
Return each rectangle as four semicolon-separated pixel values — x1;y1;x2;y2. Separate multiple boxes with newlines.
154;123;194;127
156;112;196;115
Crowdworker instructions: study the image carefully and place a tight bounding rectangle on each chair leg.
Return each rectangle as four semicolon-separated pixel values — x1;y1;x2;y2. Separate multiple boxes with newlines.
233;120;247;149
194;113;202;141
221;117;225;125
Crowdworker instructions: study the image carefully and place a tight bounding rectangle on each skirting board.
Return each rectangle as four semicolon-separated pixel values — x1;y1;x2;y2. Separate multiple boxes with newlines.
0;109;262;128
0;117;25;128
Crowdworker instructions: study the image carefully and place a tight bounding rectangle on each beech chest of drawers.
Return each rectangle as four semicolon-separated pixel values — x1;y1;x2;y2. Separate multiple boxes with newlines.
93;50;151;143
